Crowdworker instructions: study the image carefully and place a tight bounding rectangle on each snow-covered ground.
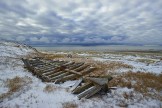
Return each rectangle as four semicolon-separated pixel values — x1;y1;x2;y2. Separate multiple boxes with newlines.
78;52;162;75
92;53;162;74
0;41;162;108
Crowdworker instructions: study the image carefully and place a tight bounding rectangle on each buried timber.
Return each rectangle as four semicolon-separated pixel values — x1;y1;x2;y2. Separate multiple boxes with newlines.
22;57;113;99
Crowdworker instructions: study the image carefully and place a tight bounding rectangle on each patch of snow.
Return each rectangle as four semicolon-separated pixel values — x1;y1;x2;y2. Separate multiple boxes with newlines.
0;41;36;58
59;80;76;88
92;53;162;74
78;53;92;56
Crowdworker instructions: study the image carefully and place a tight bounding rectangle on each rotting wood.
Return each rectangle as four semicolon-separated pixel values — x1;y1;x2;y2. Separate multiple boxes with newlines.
70;78;83;91
72;82;94;94
71;75;113;99
22;57;113;99
84;86;102;99
42;62;75;76
77;86;102;99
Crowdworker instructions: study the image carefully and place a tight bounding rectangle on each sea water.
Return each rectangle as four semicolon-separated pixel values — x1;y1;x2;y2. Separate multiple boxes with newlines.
34;45;162;52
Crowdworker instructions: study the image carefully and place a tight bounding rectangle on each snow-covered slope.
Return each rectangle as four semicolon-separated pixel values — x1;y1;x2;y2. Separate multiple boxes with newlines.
0;41;37;57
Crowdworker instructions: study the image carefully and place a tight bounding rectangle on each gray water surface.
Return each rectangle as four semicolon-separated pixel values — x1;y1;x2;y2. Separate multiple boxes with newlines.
34;45;162;52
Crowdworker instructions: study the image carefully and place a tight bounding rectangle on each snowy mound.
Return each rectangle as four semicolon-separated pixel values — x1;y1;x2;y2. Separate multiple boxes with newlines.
0;41;37;57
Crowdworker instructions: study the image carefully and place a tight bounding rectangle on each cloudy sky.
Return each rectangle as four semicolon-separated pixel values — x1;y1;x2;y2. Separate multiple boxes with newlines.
0;0;162;46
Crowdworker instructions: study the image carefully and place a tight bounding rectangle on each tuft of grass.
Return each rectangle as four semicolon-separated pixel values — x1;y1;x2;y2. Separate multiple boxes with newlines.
6;76;25;92
62;102;78;108
43;84;58;93
109;71;162;100
0;76;32;100
105;61;133;70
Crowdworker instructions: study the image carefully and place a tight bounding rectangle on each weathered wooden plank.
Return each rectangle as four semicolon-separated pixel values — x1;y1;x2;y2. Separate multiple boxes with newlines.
70;78;83;91
43;62;75;76
54;67;95;83
67;62;84;69
42;64;75;77
81;67;96;75
86;77;108;86
77;86;98;99
41;63;79;73
30;61;44;65
47;71;65;78
50;62;68;66
42;67;63;76
31;62;45;67
36;63;66;73
22;58;29;68
30;60;63;67
73;65;89;72
50;72;70;81
35;64;58;71
50;64;86;82
49;63;84;80
28;60;41;63
22;59;34;72
63;65;89;78
29;60;44;65
34;61;66;69
41;75;51;82
64;69;82;76
84;86;102;99
54;74;78;83
72;82;93;94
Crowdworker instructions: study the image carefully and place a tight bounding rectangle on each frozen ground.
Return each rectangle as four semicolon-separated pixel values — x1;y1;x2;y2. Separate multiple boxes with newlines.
91;53;162;74
0;41;162;108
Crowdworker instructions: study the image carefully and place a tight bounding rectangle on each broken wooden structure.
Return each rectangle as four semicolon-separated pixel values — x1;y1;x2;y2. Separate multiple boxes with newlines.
71;75;113;99
22;57;112;99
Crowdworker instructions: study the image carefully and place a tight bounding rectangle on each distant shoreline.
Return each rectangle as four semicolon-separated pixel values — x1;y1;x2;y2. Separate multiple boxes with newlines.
34;45;162;52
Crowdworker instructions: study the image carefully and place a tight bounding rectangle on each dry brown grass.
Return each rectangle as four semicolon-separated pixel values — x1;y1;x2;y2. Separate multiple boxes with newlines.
43;84;59;93
89;61;133;76
6;76;25;92
40;53;66;60
62;102;78;108
103;61;133;70
86;51;101;54
0;76;32;100
109;71;162;100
